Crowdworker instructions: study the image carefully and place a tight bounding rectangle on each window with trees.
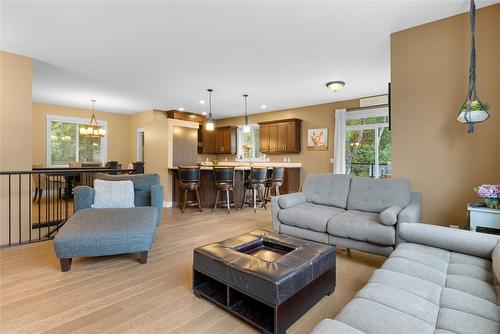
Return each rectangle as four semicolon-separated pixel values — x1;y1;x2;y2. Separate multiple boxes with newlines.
46;115;107;167
345;107;391;178
236;124;261;161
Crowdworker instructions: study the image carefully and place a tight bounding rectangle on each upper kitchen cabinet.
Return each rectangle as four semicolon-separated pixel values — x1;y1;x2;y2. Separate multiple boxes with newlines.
258;119;301;154
198;126;237;154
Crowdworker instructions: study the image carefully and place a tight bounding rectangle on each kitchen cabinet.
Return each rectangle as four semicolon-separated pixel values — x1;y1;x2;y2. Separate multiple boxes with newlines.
258;119;301;154
199;126;237;154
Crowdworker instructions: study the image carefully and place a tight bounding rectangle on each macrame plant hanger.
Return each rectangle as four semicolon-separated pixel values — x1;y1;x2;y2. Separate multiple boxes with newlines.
457;0;491;133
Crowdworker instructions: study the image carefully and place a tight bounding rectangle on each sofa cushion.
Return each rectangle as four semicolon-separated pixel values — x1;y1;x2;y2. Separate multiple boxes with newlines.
53;207;157;259
379;206;402;226
327;210;395;246
347;177;411;213
278;202;344;233
335;298;434;334
302;174;351;208
436;308;499;334
96;173;160;207
92;179;135;209
493;241;500;282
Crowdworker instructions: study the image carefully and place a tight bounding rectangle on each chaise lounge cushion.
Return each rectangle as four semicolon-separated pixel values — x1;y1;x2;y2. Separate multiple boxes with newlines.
278;202;344;233
327;210;395;246
53;207;158;259
347;177;411;213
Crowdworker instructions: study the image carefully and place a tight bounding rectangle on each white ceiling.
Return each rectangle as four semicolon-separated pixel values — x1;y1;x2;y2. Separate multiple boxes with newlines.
2;1;498;117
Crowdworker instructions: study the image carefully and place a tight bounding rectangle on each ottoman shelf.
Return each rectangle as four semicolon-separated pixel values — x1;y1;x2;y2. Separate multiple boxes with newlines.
193;229;336;334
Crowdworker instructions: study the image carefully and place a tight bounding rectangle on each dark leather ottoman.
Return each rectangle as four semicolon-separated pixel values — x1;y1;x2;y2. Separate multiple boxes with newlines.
193;229;336;334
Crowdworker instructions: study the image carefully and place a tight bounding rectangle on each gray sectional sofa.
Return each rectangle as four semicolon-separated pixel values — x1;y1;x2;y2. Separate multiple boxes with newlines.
312;222;500;334
271;174;421;256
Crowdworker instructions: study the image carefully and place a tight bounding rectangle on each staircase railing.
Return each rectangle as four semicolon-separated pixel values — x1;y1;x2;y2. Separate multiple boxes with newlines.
0;166;141;247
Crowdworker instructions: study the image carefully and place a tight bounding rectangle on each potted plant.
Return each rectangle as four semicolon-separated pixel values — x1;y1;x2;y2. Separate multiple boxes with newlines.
474;184;500;209
457;100;490;123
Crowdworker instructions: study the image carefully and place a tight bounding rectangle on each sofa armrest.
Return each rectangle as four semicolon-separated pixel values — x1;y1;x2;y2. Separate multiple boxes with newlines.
311;319;367;334
74;186;95;212
151;184;164;226
398;192;422;224
399;222;500;259
278;192;307;209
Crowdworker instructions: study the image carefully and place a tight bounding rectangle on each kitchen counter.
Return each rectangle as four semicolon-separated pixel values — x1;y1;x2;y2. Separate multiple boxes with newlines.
169;162;302;170
169;163;301;209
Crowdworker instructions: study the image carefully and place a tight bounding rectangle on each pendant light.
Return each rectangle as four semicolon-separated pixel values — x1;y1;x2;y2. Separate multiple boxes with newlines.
456;0;490;133
80;100;106;137
205;89;214;131
243;94;250;133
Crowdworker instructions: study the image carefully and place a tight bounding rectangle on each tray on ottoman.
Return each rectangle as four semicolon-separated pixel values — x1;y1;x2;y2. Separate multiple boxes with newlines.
193;229;336;334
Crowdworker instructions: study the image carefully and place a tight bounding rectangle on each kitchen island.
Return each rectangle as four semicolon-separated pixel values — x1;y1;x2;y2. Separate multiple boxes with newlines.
169;162;301;209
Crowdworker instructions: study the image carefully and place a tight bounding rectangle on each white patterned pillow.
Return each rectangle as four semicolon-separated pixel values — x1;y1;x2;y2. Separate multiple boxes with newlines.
92;179;135;208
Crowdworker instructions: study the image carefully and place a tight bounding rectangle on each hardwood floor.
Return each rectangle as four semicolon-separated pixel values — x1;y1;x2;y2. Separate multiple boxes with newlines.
0;208;386;334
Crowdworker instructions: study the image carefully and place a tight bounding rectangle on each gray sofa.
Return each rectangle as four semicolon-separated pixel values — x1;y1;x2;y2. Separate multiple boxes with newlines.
312;222;500;334
271;174;421;256
53;173;164;271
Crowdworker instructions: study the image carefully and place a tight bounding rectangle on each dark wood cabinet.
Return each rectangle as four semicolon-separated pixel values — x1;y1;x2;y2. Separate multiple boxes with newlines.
199;126;237;154
258;119;301;154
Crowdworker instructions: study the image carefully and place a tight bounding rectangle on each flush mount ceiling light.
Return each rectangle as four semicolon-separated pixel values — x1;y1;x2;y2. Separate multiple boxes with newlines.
205;89;214;131
326;81;345;92
243;94;250;133
456;0;490;133
199;100;205;104
261;105;267;109
79;99;106;137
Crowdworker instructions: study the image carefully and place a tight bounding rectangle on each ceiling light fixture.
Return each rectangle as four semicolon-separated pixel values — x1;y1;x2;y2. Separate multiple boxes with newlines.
79;99;106;137
243;94;250;133
202;112;207;116
200;100;205;104
261;105;267;109
179;107;184;111
326;81;345;92
205;89;214;131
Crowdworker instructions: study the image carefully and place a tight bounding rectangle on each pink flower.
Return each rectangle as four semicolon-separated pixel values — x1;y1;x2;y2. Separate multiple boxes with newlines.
475;184;500;199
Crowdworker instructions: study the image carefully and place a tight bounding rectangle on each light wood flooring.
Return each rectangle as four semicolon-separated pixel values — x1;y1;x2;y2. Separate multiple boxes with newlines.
0;208;386;334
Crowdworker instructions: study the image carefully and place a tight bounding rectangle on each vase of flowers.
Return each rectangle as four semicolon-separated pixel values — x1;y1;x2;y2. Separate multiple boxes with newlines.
474;184;500;209
242;143;252;160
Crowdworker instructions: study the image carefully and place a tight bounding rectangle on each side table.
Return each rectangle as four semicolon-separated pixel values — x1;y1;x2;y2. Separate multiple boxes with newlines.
468;205;500;232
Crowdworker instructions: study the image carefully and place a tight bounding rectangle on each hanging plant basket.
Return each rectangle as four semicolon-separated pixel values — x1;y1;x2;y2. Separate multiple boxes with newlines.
457;99;490;124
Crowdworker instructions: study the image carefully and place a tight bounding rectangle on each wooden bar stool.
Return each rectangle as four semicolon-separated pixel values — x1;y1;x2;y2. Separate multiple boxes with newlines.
262;167;285;209
178;166;202;213
212;167;239;213
241;167;268;213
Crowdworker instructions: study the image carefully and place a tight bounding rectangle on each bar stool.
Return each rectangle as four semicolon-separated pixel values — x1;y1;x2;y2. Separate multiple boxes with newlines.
262;167;285;209
242;167;268;213
212;167;239;213
178;166;202;213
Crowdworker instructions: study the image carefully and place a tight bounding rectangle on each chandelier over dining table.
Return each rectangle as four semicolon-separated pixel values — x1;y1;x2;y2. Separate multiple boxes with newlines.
80;99;106;137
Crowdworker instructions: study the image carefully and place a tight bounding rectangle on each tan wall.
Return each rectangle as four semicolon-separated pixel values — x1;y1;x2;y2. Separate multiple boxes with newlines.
32;103;134;166
0;51;33;245
391;4;500;227
214;99;360;183
1;51;33;171
128;109;154;162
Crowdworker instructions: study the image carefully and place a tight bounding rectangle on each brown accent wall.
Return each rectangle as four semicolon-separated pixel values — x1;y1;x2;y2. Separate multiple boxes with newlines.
214;99;360;183
391;4;500;227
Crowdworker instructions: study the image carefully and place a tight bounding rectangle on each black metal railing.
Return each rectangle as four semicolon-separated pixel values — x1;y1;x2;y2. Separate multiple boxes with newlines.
346;162;390;178
0;166;142;248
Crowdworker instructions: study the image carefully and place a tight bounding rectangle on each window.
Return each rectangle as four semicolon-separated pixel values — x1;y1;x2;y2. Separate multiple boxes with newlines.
236;124;261;161
46;115;107;167
345;107;391;178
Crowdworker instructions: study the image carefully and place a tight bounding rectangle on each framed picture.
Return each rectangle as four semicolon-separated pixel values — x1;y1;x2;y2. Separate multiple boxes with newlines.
307;128;328;150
